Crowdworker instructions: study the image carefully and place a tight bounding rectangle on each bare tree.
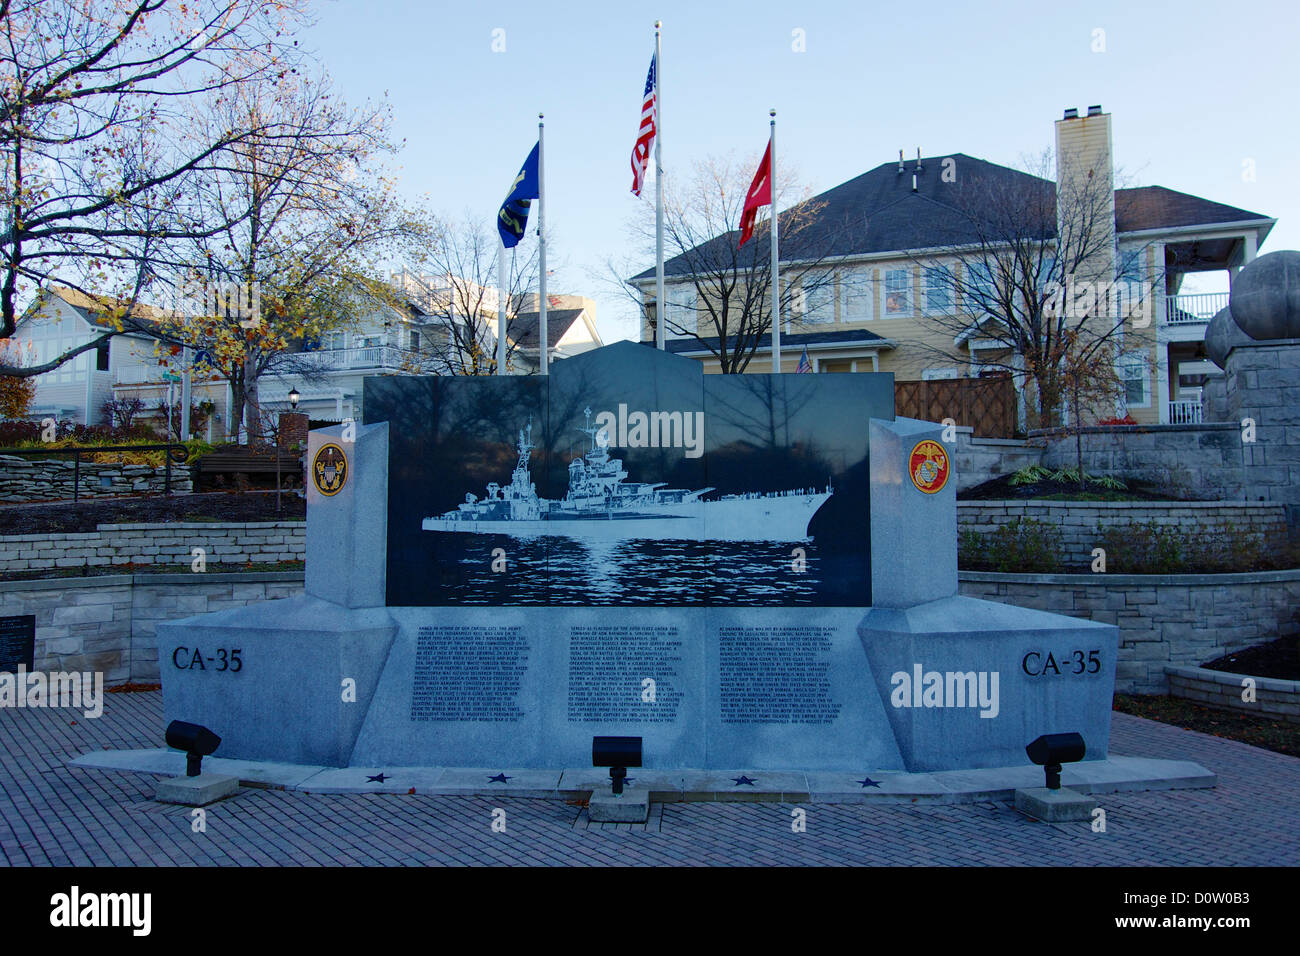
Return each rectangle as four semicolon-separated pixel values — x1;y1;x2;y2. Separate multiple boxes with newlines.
152;70;423;441
902;149;1161;429
397;212;540;376
611;153;849;373
0;0;315;378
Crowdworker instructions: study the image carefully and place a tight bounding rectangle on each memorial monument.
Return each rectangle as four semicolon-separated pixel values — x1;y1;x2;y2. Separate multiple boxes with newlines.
156;341;1119;775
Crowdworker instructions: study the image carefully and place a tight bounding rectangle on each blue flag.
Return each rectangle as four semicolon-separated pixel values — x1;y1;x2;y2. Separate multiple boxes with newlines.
498;142;540;249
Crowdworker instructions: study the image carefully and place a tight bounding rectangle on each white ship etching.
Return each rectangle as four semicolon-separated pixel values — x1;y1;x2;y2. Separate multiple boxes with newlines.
420;408;833;542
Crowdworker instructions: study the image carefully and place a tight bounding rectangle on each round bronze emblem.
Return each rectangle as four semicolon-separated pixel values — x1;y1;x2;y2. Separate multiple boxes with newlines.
313;443;348;497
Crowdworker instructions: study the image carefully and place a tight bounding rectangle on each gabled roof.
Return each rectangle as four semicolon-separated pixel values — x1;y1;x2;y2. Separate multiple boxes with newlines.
31;286;167;331
1114;185;1270;234
508;308;588;350
631;154;1274;282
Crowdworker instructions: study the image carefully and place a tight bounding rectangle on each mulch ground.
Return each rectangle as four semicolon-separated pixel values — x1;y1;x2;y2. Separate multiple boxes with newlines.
959;474;1200;501
1113;693;1299;758
1202;635;1300;681
0;491;304;535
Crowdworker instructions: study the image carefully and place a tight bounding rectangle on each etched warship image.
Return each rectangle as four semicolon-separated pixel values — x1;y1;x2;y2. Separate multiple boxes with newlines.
421;409;832;542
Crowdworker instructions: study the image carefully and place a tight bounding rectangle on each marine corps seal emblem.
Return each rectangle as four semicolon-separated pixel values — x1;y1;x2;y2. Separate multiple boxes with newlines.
908;439;949;495
313;443;348;497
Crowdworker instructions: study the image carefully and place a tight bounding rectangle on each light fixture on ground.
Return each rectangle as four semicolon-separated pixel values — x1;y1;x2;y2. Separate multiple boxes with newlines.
165;719;222;777
155;720;239;807
592;735;641;795
1025;732;1086;790
1016;732;1098;823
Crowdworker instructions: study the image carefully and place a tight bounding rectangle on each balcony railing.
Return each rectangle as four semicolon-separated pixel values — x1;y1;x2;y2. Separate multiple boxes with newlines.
1164;292;1228;325
1167;400;1204;425
292;345;413;371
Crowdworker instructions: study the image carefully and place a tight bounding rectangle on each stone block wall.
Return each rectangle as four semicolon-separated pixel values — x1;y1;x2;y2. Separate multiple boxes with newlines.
1038;425;1247;500
0;572;305;684
957;500;1289;567
1166;665;1300;725
958;569;1300;694
0;521;305;574
950;427;1045;491
0;454;193;502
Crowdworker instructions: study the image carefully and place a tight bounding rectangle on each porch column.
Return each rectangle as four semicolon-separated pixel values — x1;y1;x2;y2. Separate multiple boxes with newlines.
1231;232;1258;284
1155;344;1171;424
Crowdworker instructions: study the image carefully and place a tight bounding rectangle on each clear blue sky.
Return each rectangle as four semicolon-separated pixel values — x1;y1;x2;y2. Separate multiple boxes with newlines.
304;0;1298;342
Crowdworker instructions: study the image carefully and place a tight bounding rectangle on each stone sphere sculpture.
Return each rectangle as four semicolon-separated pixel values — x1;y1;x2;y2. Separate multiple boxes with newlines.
1228;249;1300;341
1205;306;1251;368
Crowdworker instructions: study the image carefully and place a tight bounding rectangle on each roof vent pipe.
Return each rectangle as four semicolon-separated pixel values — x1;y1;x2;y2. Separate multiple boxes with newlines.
912;173;917;192
1087;104;1102;116
1063;107;1079;119
898;149;904;173
916;148;922;172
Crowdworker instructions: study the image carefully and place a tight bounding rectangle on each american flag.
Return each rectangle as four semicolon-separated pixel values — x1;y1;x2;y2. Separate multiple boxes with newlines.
630;53;657;197
796;347;813;373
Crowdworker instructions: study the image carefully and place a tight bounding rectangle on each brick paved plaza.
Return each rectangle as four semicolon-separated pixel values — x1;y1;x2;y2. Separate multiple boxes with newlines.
1;690;1296;867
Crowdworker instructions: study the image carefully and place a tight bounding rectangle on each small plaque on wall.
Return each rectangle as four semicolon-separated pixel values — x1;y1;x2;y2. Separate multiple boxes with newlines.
0;615;36;672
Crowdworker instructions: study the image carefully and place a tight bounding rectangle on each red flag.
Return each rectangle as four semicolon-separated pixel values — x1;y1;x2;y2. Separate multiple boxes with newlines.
738;141;772;247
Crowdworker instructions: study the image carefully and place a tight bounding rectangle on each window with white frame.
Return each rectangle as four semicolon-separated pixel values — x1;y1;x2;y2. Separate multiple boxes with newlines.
923;265;953;316
840;269;872;321
884;268;911;316
800;275;834;324
1118;351;1150;408
964;261;996;314
666;284;697;334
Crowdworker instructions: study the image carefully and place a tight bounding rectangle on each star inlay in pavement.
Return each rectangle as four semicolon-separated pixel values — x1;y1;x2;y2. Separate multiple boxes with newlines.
366;773;388;783
732;775;757;787
857;777;883;788
488;773;512;783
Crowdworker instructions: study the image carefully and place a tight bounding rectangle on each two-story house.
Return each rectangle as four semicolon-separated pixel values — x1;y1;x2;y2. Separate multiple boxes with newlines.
630;107;1274;427
13;277;603;436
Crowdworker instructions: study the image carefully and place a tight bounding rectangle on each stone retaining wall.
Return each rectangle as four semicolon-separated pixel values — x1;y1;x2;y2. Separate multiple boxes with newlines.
950;427;1044;491
1036;424;1247;501
958;569;1300;694
0;521;304;574
1165;665;1300;725
0;454;193;502
957;500;1288;567
0;572;304;684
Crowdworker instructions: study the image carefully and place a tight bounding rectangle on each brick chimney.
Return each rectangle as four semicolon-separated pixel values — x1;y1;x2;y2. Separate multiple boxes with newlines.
1054;105;1115;283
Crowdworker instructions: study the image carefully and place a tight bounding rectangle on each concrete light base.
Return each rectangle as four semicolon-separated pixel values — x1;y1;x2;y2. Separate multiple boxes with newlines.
1015;786;1099;822
154;773;238;807
588;788;651;823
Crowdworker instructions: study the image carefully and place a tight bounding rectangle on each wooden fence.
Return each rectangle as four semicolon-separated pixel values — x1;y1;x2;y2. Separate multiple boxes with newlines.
895;375;1017;438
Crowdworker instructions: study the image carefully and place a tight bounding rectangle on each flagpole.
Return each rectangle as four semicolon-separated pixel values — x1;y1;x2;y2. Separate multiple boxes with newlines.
654;19;665;351
538;113;548;375
769;109;781;373
497;239;507;375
